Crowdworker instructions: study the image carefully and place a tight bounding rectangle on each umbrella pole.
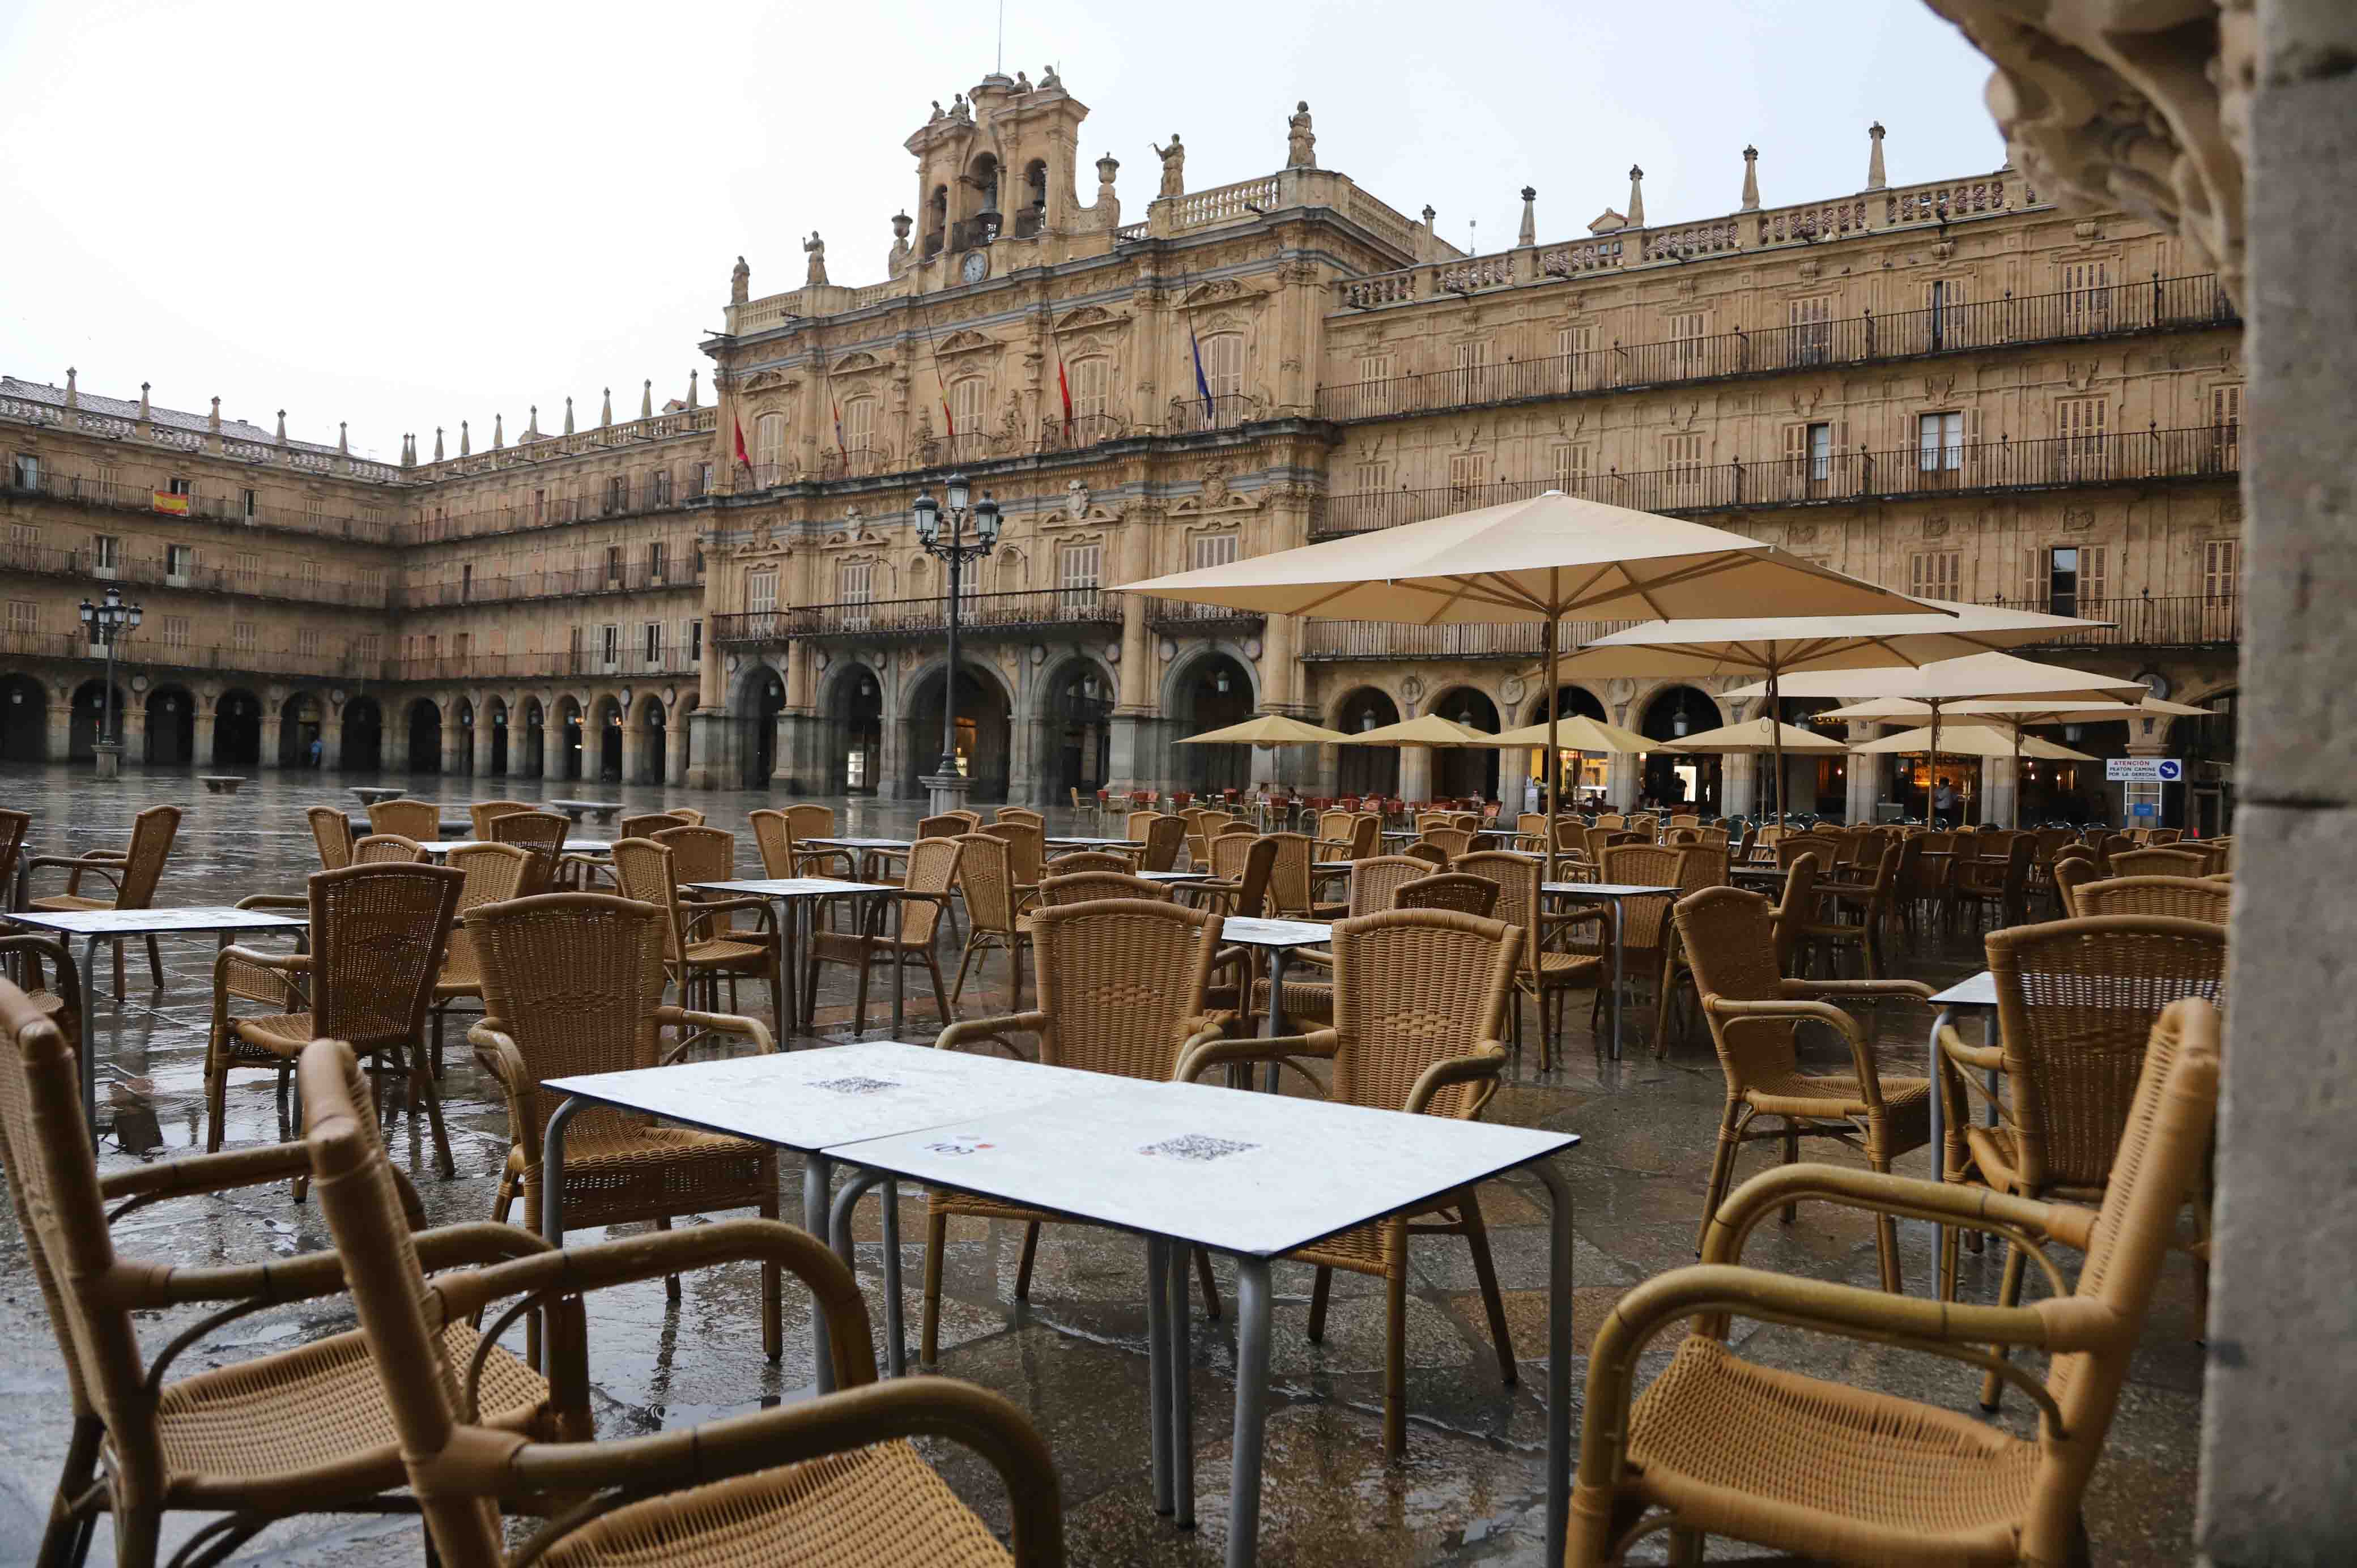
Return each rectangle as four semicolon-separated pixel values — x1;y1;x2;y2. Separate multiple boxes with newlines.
1767;667;1785;830
2012;723;2024;831
1928;698;1943;827
1543;615;1560;884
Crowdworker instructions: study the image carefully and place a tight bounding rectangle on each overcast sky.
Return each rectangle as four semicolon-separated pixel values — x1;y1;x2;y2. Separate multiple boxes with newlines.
0;1;2001;461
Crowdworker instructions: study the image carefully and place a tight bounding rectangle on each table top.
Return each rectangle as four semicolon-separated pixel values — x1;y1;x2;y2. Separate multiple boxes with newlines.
351;815;472;835
1542;883;1680;898
1137;870;1215;883
1219;917;1333;948
544;1041;1120;1155
346;786;406;802
1930;971;1999;1008
1048;836;1145;849
547;799;623;811
805;836;914;850
8;906;308;936
1312;861;1355;873
418;839;610;855
689;877;895;899
834;1077;1579;1257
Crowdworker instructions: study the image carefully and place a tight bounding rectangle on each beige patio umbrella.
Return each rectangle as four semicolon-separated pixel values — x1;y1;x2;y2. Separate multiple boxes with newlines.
1661;716;1852;753
1120;489;1933;876
1177;713;1351;746
1546;600;2108;826
1480;713;1653;813
1733;651;2146;825
1820;694;2206;825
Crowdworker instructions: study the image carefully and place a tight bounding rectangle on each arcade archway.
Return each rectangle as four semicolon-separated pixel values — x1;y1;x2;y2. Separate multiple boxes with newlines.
1427;685;1501;802
144;685;196;766
0;676;46;761
1170;653;1253;796
904;664;1012;802
1639;685;1724;815
1331;687;1401;799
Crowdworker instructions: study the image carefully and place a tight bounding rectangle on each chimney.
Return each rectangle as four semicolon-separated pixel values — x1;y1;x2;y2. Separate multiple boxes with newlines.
1867;122;1887;191
1740;145;1760;211
641;379;653;419
1626;166;1645;229
1517;186;1537;248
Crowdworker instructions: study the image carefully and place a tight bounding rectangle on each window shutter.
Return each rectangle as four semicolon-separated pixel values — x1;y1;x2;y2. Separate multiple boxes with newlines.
2082;546;2108;606
2022;547;2046;607
2203;538;2239;599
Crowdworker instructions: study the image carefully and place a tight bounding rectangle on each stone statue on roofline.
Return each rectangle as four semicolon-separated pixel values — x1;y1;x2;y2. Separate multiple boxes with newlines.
804;232;828;287
1287;101;1316;168
730;254;750;304
1152;133;1186;198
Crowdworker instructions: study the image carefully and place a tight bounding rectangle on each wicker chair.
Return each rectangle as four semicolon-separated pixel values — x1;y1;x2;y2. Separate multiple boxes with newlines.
1773;832;1837;870
1350;854;1449;916
308;804;355;871
1180;908;1524;1458
2108;846;2210;879
1401;841;1447;868
1800;837;1903;979
610;837;780;1030
1952;830;2035;931
984;819;1048;908
1456;850;1606;1070
0;932;81;1056
2051;850;2101;916
1567;1000;2221;1566
2066;874;2231;922
1137;813;1188;872
203;862;465;1184
1567;843;1686;1051
352;832;431;864
1395;871;1501;917
468;892;783;1361
1674;885;1934;1293
804;836;961;1033
995;805;1044;828
1313;808;1356;859
924;898;1229;1365
950;831;1034;1010
488;808;570;862
1260;830;1337;918
1420;826;1476;862
1767;852;1823;974
366;798;443;840
1654;840;1744;1050
618;811;695;840
1194;832;1277;919
784;803;858;879
1038;869;1173;905
298;1039;1061;1568
25;803;180;1000
1044;849;1129;875
469;800;535;837
430;842;546;1073
1937;917;2227;1399
0;986;586;1568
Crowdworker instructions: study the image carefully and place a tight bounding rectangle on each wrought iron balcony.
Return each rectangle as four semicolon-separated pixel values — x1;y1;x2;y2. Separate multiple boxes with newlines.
712;586;1126;646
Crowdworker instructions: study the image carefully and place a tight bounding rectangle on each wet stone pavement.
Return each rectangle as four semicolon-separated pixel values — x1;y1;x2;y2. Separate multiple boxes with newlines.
0;764;2205;1565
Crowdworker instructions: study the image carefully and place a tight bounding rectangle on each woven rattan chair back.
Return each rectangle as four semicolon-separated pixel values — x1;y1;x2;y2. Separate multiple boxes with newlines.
1414;811;1453;834
1674;885;1807;1080
1216;834;1278;917
1449;851;1541;934
995;806;1044;829
1124;809;1160;844
486;808;567;856
352;833;430;864
308;862;465;1055
468;800;534;838
1027;898;1223;1080
1771;853;1823;970
1346;814;1382;859
1665;826;1703;847
1600;843;1686;951
609;837;694;967
2109;846;2210;879
1398;841;1445;867
1516;812;1550;846
1218;818;1257;839
1394;871;1501;918
1627;815;1659;837
784;804;837;845
1667;814;1700;829
308;805;355;871
618;812;693;841
1262;832;1318;916
1595;813;1626;830
1551;818;1586;856
1775;832;1839;870
896;836;961;944
439;843;541;992
984;821;1047;887
652;825;737;885
1139;813;1188;872
916;812;969;842
467;892;671;1145
368;799;442;841
1348;854;1432;915
110;804;180;909
1316;809;1354;847
747;808;794;876
2052;853;2102;915
1038;870;1173;906
1328;909;1518;1120
1045;850;1128;875
2095;830;2137;869
952;833;1019;935
1985;915;2227;1192
2069;875;2231;923
1420;826;1475;862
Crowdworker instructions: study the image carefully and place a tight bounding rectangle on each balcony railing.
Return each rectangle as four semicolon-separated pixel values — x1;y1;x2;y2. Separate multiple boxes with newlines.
1;468;397;545
1311;424;2241;540
394;556;702;611
397;476;711;546
1146;598;1266;632
0;626;392;680
383;647;701;683
1989;593;2242;649
1318;274;2240;423
0;537;392;608
713;587;1126;646
1164;393;1262;436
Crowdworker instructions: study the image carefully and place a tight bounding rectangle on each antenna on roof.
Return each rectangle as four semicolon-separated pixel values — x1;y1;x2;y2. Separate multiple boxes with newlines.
997;0;1005;74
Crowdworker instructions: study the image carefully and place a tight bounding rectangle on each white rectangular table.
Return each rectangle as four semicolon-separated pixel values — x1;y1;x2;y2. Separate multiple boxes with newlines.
539;1042;1124;1385
1541;883;1679;1059
416;838;610;857
1219;918;1332;1086
5;906;308;1143
546;799;624;824
688;877;896;1041
837;1077;1579;1567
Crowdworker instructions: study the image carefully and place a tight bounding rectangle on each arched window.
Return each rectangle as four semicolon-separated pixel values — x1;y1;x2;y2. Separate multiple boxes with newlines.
752;412;786;480
1068;356;1110;420
1018;160;1049;235
925;185;948;257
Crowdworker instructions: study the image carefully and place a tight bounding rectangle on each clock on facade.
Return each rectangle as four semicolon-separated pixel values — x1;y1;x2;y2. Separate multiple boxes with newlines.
2137;670;2173;701
960;249;990;284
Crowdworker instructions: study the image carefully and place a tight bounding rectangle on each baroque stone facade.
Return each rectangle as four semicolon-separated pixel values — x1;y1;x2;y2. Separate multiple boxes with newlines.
0;65;2244;824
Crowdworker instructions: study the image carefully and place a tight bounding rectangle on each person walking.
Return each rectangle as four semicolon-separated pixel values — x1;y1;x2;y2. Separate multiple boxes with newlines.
309;735;324;769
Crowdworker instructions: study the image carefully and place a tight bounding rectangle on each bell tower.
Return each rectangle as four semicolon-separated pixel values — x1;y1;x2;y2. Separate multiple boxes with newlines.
904;68;1094;292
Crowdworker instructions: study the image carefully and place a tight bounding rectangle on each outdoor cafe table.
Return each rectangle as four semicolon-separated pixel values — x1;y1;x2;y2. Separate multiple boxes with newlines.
1540;883;1679;1060
349;816;473;838
837;1075;1580;1567
415;838;610;859
4;905;308;1144
545;798;625;824
345;785;406;807
687;877;897;1041
537;1041;1121;1387
800;836;916;880
1218;917;1332;1087
1046;836;1145;850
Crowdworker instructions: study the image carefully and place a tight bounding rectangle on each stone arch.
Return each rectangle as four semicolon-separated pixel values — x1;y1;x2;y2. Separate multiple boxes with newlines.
1164;647;1257;796
1637;684;1726;815
552;694;586;782
1033;653;1117;804
405;697;444;776
483;695;511;776
2168;685;2237;834
733;658;787;789
215;688;265;768
69;679;127;763
143;683;197;767
514;696;545;779
0;674;47;762
590;693;625;783
1328;684;1403;799
902;654;1016;802
819;658;886;795
278;689;330;769
1514;685;1613;807
631;692;669;785
342;694;385;773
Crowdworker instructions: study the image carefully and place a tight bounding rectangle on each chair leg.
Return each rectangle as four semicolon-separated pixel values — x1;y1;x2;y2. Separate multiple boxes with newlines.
112;938;124;1004
1307;1265;1333;1341
926;951;954;1027
921;1209;948;1368
1980;1240;2028;1410
108;1502;163;1568
1013;1220;1041;1302
1938;1208;1963;1303
1460;1195;1518;1387
406;1040;457;1179
35;1413;101;1568
654;1215;682;1301
203;1041;228;1154
1696;1107;1743;1255
757;1191;783;1364
1666;1526;1705;1567
950;940;981;1007
1651;943;1678;1058
1193;1245;1222;1320
1382;1255;1410;1460
1868;1154;1903;1295
1781;1125;1801;1222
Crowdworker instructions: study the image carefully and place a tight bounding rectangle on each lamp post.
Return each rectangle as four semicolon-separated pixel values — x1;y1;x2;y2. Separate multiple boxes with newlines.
912;473;1001;812
77;583;142;779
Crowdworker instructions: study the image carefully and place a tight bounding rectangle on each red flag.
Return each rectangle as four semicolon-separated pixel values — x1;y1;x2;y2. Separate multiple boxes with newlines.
732;416;752;468
941;391;955;438
1057;358;1074;434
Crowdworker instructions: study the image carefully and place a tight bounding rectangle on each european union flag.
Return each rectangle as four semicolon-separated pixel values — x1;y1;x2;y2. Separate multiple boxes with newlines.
1189;320;1214;422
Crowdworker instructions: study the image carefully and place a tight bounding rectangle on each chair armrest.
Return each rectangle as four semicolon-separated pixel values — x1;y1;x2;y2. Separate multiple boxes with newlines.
1174;1030;1339;1086
1939;1023;2006;1073
1287;947;1335;972
1707;996;1894;1106
485;1377;1060;1567
1701;1161;2097;1267
1780;977;1934;1002
935;1012;1049;1058
469;1022;541;1164
215;944;310;975
112;1221;554;1310
1402;1046;1508;1117
654;1005;774;1062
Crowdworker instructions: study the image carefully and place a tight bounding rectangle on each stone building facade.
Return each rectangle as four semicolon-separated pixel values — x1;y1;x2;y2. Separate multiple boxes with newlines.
0;67;2246;826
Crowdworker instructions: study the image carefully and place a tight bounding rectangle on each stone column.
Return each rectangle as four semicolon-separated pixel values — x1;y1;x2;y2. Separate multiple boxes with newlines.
191;710;216;768
470;713;492;779
769;711;794;785
1724;753;1756;817
45;687;71;763
687;710;731;792
1980;753;2013;828
666;708;691;785
319;712;341;770
1397;745;1432;804
1607;752;1640;813
1844;723;1879;823
620;719;645;785
262;709;285;771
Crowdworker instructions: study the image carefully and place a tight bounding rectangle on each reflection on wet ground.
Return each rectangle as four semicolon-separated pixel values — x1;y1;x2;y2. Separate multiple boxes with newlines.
0;765;2204;1564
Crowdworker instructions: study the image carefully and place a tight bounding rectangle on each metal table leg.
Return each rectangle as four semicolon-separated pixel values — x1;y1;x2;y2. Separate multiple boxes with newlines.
1608;900;1626;1062
1531;1158;1576;1566
1261;947;1289;1093
1222;1256;1274;1567
890;890;906;1041
782;897;803;1040
1166;1229;1195;1529
802;1150;835;1393
1145;1237;1173;1516
827;1168;907;1377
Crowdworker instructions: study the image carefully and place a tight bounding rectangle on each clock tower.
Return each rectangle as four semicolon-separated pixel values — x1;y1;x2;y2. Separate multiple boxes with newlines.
903;69;1114;295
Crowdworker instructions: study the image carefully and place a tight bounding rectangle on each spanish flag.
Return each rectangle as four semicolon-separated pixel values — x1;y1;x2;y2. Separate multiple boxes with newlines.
151;490;190;516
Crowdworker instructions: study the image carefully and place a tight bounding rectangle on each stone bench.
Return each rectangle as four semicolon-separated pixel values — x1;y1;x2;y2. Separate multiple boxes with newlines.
199;776;248;795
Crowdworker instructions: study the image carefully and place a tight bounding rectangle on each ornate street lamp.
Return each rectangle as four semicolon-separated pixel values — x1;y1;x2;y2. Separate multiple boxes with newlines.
77;583;141;778
911;473;1001;811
